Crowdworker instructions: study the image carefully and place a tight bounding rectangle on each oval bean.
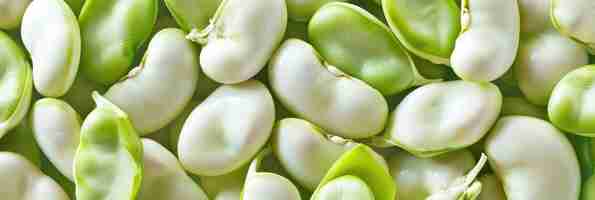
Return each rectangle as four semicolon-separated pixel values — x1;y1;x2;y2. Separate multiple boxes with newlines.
0;30;32;139
0;0;30;29
450;0;520;82
177;80;275;176
269;39;388;139
74;92;143;200
548;65;595;134
186;0;287;84
551;0;595;53
105;28;198;135
78;0;158;85
21;0;80;97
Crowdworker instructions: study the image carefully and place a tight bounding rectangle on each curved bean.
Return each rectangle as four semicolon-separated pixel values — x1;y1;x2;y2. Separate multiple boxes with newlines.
551;0;595;53
269;39;388;139
548;65;595;134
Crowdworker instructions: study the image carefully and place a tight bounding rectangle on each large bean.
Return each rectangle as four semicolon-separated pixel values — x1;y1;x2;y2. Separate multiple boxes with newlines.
178;80;274;176
31;98;80;181
484;116;580;200
0;152;70;200
0;31;32;139
78;0;158;85
309;2;432;96
105;28;198;135
0;0;30;29
21;0;80;97
74;92;143;200
186;0;286;84
382;0;460;65
269;39;388;139
450;0;520;82
551;0;595;53
548;65;595;134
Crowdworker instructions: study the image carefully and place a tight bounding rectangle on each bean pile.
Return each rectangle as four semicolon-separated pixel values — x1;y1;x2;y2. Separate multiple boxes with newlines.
0;0;594;200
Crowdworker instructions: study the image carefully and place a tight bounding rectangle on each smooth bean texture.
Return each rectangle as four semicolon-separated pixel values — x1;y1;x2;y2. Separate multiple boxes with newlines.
31;98;80;181
484;116;580;200
551;0;595;53
0;152;70;200
0;30;32;139
269;39;388;139
383;0;460;65
78;0;158;85
548;65;595;134
0;0;30;29
186;0;287;84
105;28;198;135
74;92;143;200
178;80;274;176
450;0;520;82
309;2;432;96
241;149;302;200
21;0;80;97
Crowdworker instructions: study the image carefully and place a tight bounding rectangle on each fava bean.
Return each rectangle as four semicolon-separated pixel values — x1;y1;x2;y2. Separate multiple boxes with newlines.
548;65;595;134
551;0;595;53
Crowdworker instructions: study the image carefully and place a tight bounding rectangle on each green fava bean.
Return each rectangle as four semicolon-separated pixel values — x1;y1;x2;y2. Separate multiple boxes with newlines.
548;65;595;134
381;80;502;157
0;31;33;139
269;39;388;139
309;2;432;96
178;80;275;176
450;0;520;82
241;149;302;200
163;0;221;32
21;0;80;97
551;0;595;53
78;0;158;85
273;118;354;191
0;152;70;200
388;150;486;200
74;92;143;200
31;98;81;181
0;0;30;30
382;0;460;65
484;116;580;200
105;28;199;135
500;97;547;119
138;139;208;200
477;174;506;200
186;0;287;84
310;144;396;200
286;0;347;22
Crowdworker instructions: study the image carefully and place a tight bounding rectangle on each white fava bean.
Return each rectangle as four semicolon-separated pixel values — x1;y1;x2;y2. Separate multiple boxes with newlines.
178;80;275;176
187;0;287;84
31;98;80;181
484;116;580;200
0;152;70;200
477;174;506;200
138;139;208;200
551;0;595;52
105;28;198;135
273;118;354;190
21;0;80;97
383;80;501;157
451;0;520;82
268;39;388;139
0;0;31;29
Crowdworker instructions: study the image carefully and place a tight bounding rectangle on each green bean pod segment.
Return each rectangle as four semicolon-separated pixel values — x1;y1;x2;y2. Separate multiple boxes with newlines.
484;116;580;200
78;0;158;85
0;0;30;30
241;149;302;200
269;39;388;139
388;150;486;200
0;152;70;200
137;139;209;200
310;144;396;200
450;0;520;82
382;0;460;65
104;28;199;135
21;0;80;97
273;118;355;191
381;80;502;157
185;0;287;84
309;2;433;96
513;0;588;106
177;80;275;176
74;92;143;200
31;98;81;181
551;0;595;54
0;30;32;140
548;65;595;134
